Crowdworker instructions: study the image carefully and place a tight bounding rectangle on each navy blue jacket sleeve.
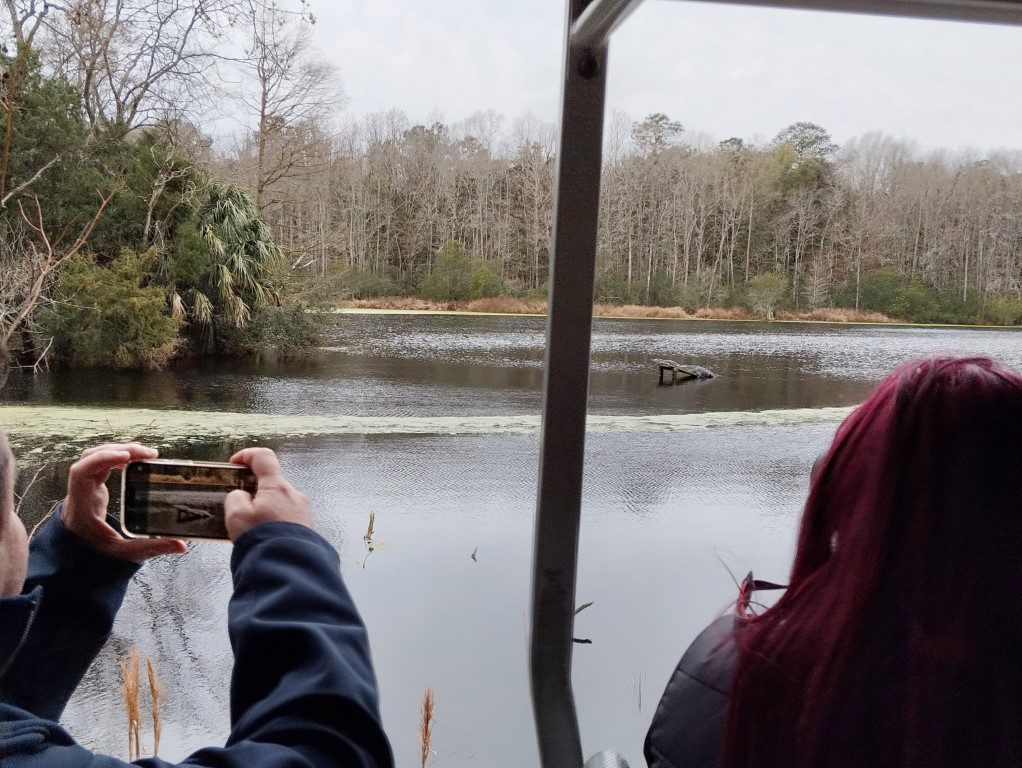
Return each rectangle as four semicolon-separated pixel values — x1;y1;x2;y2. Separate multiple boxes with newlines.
170;522;394;768
0;508;139;721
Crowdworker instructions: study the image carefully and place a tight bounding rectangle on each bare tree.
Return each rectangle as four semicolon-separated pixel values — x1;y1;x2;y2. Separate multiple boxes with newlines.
1;189;116;353
44;0;242;133
237;0;343;215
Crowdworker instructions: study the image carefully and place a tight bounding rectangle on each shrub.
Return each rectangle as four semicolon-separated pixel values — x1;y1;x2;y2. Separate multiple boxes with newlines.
215;303;322;355
469;262;505;298
594;274;635;304
745;273;788;319
418;241;472;301
344;268;401;299
646;270;680;307
42;250;181;370
983;294;1022;326
838;269;982;324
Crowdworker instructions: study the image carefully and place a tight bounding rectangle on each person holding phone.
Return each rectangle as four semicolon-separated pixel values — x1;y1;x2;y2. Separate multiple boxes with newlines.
0;433;393;768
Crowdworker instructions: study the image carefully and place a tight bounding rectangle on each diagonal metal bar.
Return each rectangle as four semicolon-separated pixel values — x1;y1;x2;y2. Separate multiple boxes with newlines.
679;0;1022;26
571;0;646;49
573;0;1022;49
530;0;609;766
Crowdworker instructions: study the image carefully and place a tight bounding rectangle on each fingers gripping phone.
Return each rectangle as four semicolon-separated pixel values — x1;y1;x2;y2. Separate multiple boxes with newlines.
121;460;257;541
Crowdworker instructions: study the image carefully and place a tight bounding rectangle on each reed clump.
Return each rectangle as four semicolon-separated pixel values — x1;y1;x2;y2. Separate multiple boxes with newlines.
120;649;142;760
419;686;435;768
147;656;165;756
119;648;165;760
775;307;893;324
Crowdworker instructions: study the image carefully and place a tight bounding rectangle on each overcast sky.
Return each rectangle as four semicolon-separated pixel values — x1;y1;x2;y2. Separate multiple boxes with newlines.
312;0;1022;152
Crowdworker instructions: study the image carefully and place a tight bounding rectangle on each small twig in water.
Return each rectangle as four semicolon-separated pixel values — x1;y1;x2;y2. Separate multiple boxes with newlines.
633;672;646;714
471;547;478;561
574;601;594;616
364;511;375;540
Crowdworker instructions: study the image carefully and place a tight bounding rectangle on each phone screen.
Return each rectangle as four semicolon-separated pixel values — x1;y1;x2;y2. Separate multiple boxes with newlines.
122;461;256;540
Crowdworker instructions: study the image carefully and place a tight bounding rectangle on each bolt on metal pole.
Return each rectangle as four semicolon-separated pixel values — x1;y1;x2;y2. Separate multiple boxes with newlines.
530;1;609;767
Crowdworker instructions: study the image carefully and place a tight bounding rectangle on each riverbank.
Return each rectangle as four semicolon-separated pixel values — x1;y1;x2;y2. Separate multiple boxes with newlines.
335;297;897;324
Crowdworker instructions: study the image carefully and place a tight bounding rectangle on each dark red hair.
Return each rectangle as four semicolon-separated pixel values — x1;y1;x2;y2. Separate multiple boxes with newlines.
726;357;1022;768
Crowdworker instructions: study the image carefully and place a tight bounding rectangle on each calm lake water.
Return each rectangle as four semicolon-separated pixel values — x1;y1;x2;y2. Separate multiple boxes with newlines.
3;314;1021;767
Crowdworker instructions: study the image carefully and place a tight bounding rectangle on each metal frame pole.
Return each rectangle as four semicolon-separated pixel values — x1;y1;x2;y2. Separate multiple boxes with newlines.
677;0;1022;26
530;1;609;766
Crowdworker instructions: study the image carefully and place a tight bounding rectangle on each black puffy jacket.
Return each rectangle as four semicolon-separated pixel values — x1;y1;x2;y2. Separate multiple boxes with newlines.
645;577;785;768
644;614;738;768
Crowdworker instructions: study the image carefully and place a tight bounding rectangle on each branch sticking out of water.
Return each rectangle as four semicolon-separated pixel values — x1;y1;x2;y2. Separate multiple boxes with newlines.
574;601;594;616
364;512;375;540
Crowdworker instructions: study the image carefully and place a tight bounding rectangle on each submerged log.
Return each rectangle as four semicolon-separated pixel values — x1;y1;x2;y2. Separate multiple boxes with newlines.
653;359;716;385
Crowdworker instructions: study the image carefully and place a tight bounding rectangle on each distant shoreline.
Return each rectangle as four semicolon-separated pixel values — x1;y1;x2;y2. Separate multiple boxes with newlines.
326;298;1021;330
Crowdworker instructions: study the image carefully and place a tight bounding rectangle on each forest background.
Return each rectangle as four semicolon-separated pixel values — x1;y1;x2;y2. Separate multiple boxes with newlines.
3;0;1022;372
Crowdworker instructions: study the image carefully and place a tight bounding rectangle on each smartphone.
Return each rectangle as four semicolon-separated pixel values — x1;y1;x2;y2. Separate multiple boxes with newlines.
121;460;256;541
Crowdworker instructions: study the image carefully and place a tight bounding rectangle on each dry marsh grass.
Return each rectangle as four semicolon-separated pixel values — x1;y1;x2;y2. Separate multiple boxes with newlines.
775;307;894;324
420;686;436;768
147;657;165;757
119;649;165;760
339;297;900;324
693;306;755;321
120;649;142;760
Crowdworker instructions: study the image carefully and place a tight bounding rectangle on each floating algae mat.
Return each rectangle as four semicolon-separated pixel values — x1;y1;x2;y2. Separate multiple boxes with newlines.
0;403;853;452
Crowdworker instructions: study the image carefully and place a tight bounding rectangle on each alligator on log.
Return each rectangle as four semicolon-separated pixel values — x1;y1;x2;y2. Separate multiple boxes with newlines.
653;359;716;385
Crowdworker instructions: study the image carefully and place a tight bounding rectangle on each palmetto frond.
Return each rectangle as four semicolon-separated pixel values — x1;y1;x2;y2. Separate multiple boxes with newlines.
191;290;213;326
191;181;282;332
170;292;187;321
229;295;251;328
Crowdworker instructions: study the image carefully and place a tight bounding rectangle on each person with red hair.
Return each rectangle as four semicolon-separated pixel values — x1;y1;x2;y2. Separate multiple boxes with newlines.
645;357;1022;768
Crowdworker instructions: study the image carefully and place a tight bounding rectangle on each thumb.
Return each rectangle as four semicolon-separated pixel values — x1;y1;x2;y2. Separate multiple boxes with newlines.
225;488;254;516
225;489;255;542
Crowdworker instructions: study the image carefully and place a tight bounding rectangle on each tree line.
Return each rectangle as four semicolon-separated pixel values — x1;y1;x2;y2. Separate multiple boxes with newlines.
270;111;1022;325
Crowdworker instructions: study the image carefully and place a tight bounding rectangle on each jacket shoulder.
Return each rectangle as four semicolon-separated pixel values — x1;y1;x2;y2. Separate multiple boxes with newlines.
645;615;739;768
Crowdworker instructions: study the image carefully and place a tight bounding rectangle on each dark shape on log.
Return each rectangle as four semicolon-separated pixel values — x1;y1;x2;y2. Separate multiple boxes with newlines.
653;359;716;385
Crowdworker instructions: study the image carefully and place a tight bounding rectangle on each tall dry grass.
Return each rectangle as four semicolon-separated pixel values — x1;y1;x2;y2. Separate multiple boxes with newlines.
775;307;893;324
419;686;435;768
147;657;165;757
463;297;546;314
120;649;165;759
120;649;142;761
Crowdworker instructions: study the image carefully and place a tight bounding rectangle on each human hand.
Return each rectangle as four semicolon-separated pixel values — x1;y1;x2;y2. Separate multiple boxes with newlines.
224;448;312;542
61;444;187;563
